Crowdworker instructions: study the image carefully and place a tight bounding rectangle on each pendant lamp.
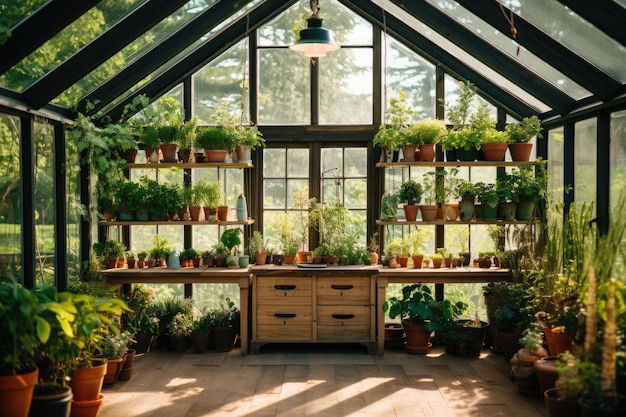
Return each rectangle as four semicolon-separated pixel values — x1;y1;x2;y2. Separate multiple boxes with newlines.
289;0;340;57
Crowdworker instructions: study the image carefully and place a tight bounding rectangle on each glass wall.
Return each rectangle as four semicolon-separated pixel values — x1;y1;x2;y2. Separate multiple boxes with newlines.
610;110;626;210
0;113;21;281
574;118;597;212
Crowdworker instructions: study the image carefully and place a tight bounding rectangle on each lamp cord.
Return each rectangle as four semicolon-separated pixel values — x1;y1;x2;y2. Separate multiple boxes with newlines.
310;0;320;17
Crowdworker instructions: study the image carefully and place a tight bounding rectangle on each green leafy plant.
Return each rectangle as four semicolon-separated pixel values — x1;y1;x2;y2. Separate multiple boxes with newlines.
475;182;499;207
194;127;235;150
149;234;171;260
209;296;240;328
249;231;266;254
406;118;447;145
505;115;542;143
398;180;423;205
221;228;242;255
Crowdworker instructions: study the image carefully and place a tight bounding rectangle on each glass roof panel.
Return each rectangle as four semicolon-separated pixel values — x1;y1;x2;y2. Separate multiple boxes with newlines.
427;0;591;101
52;0;220;107
504;0;626;83
374;0;551;114
0;0;49;28
1;0;148;95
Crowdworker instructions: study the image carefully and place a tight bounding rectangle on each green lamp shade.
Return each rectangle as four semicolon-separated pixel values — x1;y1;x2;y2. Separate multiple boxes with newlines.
290;17;340;57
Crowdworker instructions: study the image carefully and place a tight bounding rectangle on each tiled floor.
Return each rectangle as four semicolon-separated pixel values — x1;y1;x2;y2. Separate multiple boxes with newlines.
100;344;548;417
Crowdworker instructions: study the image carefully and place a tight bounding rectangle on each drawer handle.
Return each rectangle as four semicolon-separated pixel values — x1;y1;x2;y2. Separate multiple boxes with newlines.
331;284;353;290
332;313;355;320
274;285;296;291
274;313;296;318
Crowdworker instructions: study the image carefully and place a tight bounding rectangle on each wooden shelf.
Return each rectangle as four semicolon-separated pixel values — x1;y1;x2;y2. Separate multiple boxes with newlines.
100;219;255;226
126;162;253;169
376;219;539;226
375;160;534;168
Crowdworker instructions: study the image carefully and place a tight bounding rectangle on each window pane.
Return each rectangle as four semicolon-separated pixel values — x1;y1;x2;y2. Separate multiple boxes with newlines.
193;40;248;125
610;111;626;210
264;180;286;209
34;121;55;286
263;149;286;177
548;127;564;207
574;118;596;211
258;49;310;125
287;149;309;177
66;129;82;282
320;48;373;124
386;36;437;120
0;113;21;279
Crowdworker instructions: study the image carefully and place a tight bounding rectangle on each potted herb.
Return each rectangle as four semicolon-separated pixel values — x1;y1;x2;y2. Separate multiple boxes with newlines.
373;91;414;162
398;179;423;221
475;182;498;220
177;116;198;162
495;172;518;220
479;128;509;161
249;230;267;265
234;124;265;163
505;115;542;161
167;312;194;352
514;161;547;220
455;180;477;221
93;239;126;269
148;234;171;267
407;118;447;162
194;127;234;162
194;180;222;220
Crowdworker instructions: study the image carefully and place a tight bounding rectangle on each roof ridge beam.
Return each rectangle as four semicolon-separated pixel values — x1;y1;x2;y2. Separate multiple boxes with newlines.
22;0;189;109
0;0;102;75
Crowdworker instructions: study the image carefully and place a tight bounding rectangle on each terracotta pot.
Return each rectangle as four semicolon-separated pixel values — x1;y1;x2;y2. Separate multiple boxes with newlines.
402;320;432;354
481;143;508;161
431;258;443;268
117;349;136;381
255;252;267;265
396;256;409;267
284;255;296;265
69;362;106;402
544;388;581;417
235;145;252;163
204;149;228;162
403;204;419;221
418;144;436;162
189;206;202;221
496;330;521;361
127;258;136;269
411;255;424;269
123;148;138;163
402;144;416;162
202;257;214;267
193;152;204;163
106;257;118;270
70;394;104;417
297;251;311;264
444;203;459;220
160;143;178;162
203;206;216;221
509;142;533;161
0;367;38;417
384;322;405;349
179;147;192;163
103;356;125;385
534;356;559;396
217;205;229;221
147;258;156;268
370;252;379;265
420;205;438;221
130;333;154;354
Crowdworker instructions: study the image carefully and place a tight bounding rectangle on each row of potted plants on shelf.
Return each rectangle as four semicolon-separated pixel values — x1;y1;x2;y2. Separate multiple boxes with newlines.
374;81;541;163
381;160;547;223
101;176;233;222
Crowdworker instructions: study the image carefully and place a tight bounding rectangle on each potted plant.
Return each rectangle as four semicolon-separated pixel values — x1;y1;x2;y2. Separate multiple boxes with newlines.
398;179;423;221
495;172;518;220
176;116;198;163
209;296;240;352
404;230;426;269
212;242;230;267
100;330;134;385
514;161;547;220
125;251;136;269
194;127;234;162
167;312;193;352
380;191;400;221
148;234;171;267
249;230;267;265
373;91;414;162
407;118;447;162
475;182;498;220
543;352;585;416
368;232;379;265
0;280;53;417
479;128;509;161
194;180;222;220
221;228;242;267
147;295;193;350
191;309;212;354
510;326;549;395
383;283;465;354
505;115;541;161
136;251;147;269
200;249;215;267
455;180;477;221
234;124;265;163
93;239;126;270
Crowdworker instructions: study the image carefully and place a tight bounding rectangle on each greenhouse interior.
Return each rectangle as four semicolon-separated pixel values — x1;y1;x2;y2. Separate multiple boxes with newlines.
1;1;626;416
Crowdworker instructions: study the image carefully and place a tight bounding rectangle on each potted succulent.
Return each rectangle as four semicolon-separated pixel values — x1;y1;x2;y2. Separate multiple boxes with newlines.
406;118;447;162
505;115;542;161
398;179;423;221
